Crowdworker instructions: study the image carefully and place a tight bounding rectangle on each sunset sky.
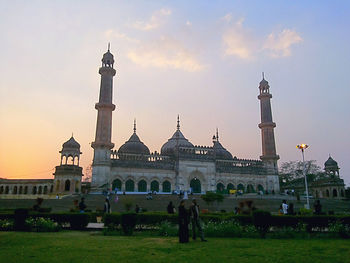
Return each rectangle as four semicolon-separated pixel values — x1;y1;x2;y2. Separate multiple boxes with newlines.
0;1;349;185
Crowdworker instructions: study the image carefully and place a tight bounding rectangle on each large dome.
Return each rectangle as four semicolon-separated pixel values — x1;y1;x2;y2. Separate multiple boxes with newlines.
213;140;233;160
161;130;194;155
161;116;194;155
212;130;232;160
118;121;150;155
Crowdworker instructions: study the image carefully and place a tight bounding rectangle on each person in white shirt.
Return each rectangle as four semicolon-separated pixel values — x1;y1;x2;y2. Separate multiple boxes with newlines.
282;200;288;215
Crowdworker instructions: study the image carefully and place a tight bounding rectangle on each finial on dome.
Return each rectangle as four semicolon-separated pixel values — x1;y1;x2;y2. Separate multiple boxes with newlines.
133;118;136;133
177;115;180;131
72;132;74;138
216;128;219;142
262;72;265;80
108;42;110;52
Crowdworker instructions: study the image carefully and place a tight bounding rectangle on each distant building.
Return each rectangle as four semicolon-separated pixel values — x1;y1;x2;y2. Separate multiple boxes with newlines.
0;136;83;198
91;48;280;194
282;156;346;199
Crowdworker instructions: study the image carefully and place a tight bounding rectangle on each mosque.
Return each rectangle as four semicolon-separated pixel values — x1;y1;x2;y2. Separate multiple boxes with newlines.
0;47;345;198
90;47;280;194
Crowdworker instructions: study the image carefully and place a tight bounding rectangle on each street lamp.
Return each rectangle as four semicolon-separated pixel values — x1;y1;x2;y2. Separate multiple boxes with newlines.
296;144;310;209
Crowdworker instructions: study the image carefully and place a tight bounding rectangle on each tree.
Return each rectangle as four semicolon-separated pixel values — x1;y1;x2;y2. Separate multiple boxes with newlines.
279;160;323;186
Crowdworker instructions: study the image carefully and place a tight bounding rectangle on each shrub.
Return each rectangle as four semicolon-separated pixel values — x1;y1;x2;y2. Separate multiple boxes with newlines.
68;214;89;230
158;221;178;237
252;210;271;238
121;213;137;235
328;221;350;239
14;208;29;231
204;220;244;238
0;219;14;231
25;217;60;232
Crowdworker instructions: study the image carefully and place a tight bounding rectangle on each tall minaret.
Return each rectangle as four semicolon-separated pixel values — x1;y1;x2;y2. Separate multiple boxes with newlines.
258;74;279;174
91;45;116;187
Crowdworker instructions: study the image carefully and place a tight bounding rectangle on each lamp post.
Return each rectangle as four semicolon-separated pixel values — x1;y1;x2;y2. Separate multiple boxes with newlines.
296;144;310;209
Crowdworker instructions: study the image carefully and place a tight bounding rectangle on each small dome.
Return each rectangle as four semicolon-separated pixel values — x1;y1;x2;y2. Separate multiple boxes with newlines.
102;50;114;62
325;156;338;167
62;136;80;149
213;140;233;160
161;130;194;155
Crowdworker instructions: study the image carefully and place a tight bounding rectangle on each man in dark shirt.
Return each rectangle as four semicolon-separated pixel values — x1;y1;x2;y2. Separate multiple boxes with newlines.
190;199;207;242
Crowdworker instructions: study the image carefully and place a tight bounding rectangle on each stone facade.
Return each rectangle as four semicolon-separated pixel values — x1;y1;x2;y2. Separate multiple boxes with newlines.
91;49;280;194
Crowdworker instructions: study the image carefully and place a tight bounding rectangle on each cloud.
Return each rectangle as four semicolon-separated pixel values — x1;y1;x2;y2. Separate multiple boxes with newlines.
104;29;139;43
222;18;255;60
131;8;171;31
222;13;232;23
127;37;205;72
263;29;303;58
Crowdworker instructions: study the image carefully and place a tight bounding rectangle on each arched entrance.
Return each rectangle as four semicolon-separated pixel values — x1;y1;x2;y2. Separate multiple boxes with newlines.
112;178;122;191
246;184;255;193
237;184;244;193
190;178;201;193
162;181;171;193
217;183;225;193
138;180;147;192
125;179;135;192
257;184;264;193
65;180;70;191
227;183;235;191
326;189;330;197
333;189;338;198
151;180;159;192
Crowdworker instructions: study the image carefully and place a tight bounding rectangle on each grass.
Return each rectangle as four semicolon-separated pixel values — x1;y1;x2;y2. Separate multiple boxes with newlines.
0;231;350;263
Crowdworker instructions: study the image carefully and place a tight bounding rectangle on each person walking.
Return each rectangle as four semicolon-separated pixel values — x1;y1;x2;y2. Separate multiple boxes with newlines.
178;200;189;243
190;199;207;242
104;198;111;213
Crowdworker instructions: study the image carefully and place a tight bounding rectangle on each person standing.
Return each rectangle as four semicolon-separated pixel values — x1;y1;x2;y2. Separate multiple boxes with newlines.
190;199;207;242
104;198;111;213
79;197;86;213
282;200;288;215
167;201;175;214
178;200;189;243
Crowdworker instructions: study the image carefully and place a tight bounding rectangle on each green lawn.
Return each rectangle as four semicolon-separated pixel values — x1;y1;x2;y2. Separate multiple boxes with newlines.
0;231;350;263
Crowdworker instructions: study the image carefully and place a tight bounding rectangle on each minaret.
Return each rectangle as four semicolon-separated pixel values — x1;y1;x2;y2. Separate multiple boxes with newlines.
258;73;279;173
91;45;116;187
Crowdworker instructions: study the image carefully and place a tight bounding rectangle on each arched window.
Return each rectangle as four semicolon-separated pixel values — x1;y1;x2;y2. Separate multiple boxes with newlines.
162;181;171;193
216;183;225;193
190;178;201;193
24;186;28;194
38;186;42;194
32;186;37;195
44;186;48;194
138;180;147;192
5;186;9;194
50;185;53;193
246;184;255;193
257;184;264;193
333;189;338;198
75;181;79;193
326;189;330;197
65;180;71;191
237;184;244;192
227;183;235;191
125;179;135;192
19;186;23;194
67;156;74;165
112;179;122;191
151;180;159;192
0;186;3;194
13;186;18;194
